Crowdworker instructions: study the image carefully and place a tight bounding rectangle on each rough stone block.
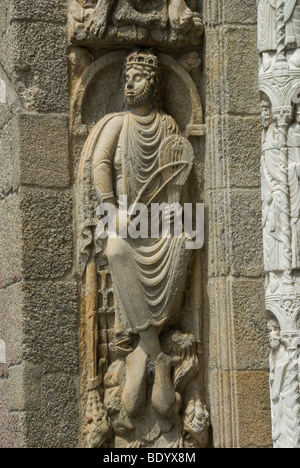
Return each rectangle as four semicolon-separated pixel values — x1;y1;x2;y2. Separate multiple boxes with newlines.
0;23;68;112
15;113;70;188
0;193;22;289
9;362;42;411
206;26;260;116
223;26;260;115
0;115;19;198
22;282;79;374
222;0;257;25
231;278;269;371
205;277;269;373
209;370;272;448
22;374;79;448
230;188;264;277
204;0;257;26
235;371;272;448
0;283;23;376
205;116;261;190
19;188;73;281
0;378;23;448
11;0;67;23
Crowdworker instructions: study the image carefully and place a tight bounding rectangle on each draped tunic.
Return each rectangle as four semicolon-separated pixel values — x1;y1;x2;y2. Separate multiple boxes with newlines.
81;109;193;334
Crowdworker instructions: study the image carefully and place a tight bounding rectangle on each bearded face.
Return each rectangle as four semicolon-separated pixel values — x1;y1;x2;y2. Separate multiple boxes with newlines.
125;67;153;108
261;99;272;130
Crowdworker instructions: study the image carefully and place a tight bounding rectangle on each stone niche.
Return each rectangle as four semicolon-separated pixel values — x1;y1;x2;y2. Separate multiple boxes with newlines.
71;0;208;449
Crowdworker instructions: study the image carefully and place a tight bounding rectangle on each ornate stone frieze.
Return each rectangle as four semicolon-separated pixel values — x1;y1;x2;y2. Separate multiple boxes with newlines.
69;0;204;48
259;0;300;448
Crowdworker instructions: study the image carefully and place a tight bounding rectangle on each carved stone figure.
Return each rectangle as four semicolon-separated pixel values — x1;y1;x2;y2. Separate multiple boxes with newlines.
70;0;204;47
285;0;300;46
261;97;286;272
288;104;300;269
268;319;290;448
285;0;300;65
258;0;277;53
78;49;208;448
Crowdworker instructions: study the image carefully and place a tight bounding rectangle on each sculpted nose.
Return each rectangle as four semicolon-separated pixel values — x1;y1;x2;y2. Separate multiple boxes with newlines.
126;81;134;91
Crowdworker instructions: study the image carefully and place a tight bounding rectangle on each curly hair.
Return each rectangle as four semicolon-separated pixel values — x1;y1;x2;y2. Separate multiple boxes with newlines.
125;49;163;110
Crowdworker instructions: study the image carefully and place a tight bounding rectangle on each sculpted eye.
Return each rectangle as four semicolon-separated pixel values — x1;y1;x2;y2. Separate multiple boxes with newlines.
135;76;143;83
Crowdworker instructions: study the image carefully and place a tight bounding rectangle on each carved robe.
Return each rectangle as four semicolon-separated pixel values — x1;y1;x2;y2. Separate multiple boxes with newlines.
285;0;300;47
258;0;277;52
82;109;192;335
287;122;300;268
270;344;291;448
261;124;286;271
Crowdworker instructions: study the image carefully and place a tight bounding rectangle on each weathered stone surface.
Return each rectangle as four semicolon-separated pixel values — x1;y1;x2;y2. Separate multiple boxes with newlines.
15;113;70;188
22;282;79;374
0;115;19;201
209;371;272;448
231;278;269;370
206;188;264;278
9;362;42;411
11;0;67;23
0;284;23;377
205;0;257;26
20;189;73;280
205;116;262;190
21;374;79;448
206;27;260;116
230;188;264;277
207;277;268;372
235;371;272;448
0;23;68;112
0;193;22;289
0;378;23;448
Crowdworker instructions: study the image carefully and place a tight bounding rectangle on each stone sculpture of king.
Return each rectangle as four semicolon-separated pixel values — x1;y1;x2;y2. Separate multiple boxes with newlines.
80;48;195;424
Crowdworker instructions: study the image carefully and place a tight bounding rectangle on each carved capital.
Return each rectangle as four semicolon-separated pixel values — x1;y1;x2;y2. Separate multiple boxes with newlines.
272;106;293;127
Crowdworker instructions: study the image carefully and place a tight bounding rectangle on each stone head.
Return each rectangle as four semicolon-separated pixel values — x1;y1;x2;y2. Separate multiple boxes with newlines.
261;96;272;130
268;319;281;349
124;49;161;109
295;103;300;125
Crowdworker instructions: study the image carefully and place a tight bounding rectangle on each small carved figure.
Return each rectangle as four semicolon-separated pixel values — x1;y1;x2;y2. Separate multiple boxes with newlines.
261;97;286;272
288;103;300;269
285;0;300;66
258;0;277;53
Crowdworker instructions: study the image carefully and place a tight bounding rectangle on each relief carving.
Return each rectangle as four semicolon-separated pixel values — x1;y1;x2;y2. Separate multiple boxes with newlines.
259;0;300;449
70;0;203;47
288;104;300;268
77;49;208;448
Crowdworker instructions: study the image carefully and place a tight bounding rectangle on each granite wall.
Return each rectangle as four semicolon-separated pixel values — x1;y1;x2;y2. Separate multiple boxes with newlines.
0;0;272;448
0;0;80;448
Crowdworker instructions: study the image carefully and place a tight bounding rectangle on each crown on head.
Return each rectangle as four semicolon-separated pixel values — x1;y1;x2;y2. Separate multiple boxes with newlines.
125;50;159;72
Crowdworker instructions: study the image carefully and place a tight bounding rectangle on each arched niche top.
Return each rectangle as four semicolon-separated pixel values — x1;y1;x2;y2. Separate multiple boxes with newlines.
259;76;300;109
72;50;203;137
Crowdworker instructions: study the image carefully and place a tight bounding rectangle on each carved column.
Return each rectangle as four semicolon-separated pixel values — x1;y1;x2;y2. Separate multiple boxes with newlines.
258;0;300;448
